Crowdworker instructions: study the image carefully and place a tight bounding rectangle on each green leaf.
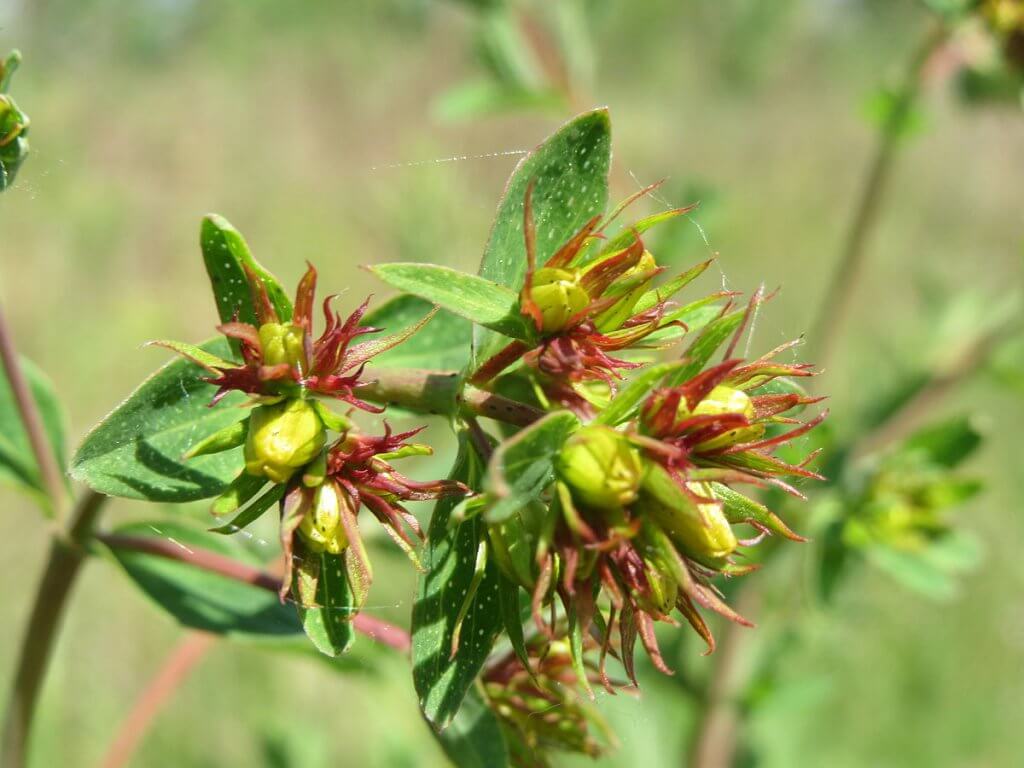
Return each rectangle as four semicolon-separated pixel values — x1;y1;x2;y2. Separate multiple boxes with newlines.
864;544;959;601
497;572;531;673
0;356;67;507
664;306;745;386
412;434;503;731
433;685;509;768
210;483;285;535
200;214;293;326
596;361;684;426
473;108;612;370
293;548;357;657
70;338;247;501
103;519;300;638
485;410;580;524
361;294;472;370
901;416;982;468
369;264;528;340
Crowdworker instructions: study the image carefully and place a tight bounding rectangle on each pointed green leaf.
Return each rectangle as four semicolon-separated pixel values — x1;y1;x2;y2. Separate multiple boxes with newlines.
596;361;685;426
0;356;67;508
665;306;745;387
103;519;300;638
362;294;473;370
369;263;528;340
200;214;292;325
901;416;982;468
485;410;580;524
413;434;503;731
473;109;612;370
210;483;285;535
294;548;357;657
70;338;248;501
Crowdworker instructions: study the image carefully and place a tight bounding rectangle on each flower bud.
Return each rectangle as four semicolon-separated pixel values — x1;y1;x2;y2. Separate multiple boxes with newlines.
685;385;765;450
558;425;642;512
529;267;590;333
244;398;326;483
298;482;349;554
638;463;737;568
258;322;307;371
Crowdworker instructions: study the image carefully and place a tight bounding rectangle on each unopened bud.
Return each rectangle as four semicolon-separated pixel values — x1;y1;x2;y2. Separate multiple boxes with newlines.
298;482;349;554
638;463;737;568
558;425;642;511
594;251;658;332
686;385;765;450
530;267;590;333
244;398;326;484
258;322;307;371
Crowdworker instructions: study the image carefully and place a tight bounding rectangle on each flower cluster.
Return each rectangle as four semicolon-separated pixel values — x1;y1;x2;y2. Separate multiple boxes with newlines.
488;299;826;677
0;51;30;191
164;261;459;613
473;183;720;418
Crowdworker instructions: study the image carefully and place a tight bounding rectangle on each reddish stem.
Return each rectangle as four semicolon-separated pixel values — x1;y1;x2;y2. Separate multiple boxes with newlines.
97;632;217;768
95;533;411;653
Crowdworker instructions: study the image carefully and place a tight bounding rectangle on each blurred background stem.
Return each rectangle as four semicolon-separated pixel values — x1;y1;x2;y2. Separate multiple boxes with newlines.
811;22;947;370
1;489;107;768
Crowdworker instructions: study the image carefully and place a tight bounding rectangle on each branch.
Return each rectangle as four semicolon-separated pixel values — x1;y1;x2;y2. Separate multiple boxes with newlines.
97;632;217;768
0;302;66;518
95;532;411;654
360;366;545;428
811;23;947;370
1;490;107;768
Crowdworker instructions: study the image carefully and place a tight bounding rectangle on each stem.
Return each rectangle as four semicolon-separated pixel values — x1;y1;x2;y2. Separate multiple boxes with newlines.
95;533;412;653
361;366;545;427
97;632;217;768
811;24;946;370
0;302;66;518
1;490;107;768
687;586;761;768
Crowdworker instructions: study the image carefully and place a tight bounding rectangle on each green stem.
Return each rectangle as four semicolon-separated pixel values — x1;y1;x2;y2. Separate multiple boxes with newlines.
361;366;545;427
811;23;946;370
1;490;107;768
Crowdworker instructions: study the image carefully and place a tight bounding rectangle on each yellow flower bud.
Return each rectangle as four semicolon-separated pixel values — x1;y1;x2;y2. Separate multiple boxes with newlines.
244;399;326;484
529;267;590;333
638;463;737;567
594;251;658;332
298;482;349;554
558;426;643;512
258;322;307;371
684;385;765;451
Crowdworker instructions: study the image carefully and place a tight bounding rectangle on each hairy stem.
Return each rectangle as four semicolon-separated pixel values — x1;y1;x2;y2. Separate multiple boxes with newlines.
811;23;946;370
1;490;107;768
98;632;217;768
95;533;411;653
0;302;67;519
361;366;545;427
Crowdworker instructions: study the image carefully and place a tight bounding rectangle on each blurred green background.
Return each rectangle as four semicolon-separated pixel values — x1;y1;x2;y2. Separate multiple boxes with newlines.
1;1;1022;766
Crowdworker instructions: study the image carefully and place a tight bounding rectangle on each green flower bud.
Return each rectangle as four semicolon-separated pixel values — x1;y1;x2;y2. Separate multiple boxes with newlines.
558;426;643;512
685;385;765;451
298;482;349;554
244;399;326;484
529;267;590;333
258;322;307;371
638;463;737;568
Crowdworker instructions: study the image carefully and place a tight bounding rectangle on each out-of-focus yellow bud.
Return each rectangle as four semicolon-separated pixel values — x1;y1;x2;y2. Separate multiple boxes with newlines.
638;463;737;567
258;322;307;371
558;425;643;512
244;398;326;484
529;267;590;333
684;385;765;451
298;482;349;554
